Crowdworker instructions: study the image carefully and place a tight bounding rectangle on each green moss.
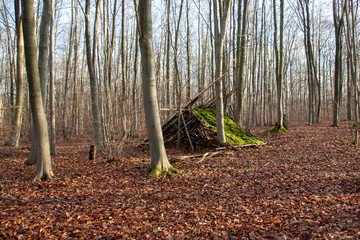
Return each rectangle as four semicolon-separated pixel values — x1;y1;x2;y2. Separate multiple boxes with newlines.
193;108;264;146
243;168;253;171
4;144;15;147
24;160;35;166
268;124;288;133
148;166;179;176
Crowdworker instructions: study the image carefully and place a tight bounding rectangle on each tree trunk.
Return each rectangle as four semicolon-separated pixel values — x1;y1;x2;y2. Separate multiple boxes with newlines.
38;0;51;107
49;0;57;156
235;0;249;126
271;0;286;132
186;0;191;102
85;0;103;149
22;0;52;181
165;0;171;118
332;0;347;127
6;0;25;147
213;0;232;143
136;0;176;175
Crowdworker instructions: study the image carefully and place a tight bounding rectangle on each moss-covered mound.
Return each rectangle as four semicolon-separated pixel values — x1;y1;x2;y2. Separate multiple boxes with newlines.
193;108;264;146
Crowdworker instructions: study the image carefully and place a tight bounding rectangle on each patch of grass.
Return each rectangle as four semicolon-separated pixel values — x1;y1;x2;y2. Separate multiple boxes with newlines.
243;168;253;171
193;108;264;146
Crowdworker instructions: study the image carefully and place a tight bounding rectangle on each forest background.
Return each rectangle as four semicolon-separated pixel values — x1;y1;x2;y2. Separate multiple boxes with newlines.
0;0;358;146
0;0;360;238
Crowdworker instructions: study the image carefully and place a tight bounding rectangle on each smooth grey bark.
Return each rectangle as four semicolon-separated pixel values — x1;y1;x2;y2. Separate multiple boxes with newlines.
6;0;25;147
71;0;79;135
345;0;359;121
85;0;103;149
27;0;52;165
173;0;184;150
130;30;139;137
165;0;171;118
22;0;52;181
49;0;57;156
272;0;285;130
332;0;347;127
213;0;232;143
38;0;51;106
235;0;249;126
136;0;175;174
186;0;191;102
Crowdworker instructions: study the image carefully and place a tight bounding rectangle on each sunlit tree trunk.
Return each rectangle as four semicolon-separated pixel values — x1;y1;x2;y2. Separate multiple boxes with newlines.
235;0;249;126
27;0;52;165
165;0;171;118
38;0;51;107
213;0;232;143
136;0;176;175
345;0;359;121
186;0;191;102
272;0;285;131
22;0;52;181
6;0;24;147
49;0;57;156
85;0;103;149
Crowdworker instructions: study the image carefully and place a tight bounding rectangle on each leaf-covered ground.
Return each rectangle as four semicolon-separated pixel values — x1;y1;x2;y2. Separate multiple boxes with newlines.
1;121;359;239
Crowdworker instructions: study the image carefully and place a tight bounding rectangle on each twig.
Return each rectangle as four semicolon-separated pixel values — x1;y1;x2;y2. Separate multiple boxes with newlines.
322;151;330;161
0;196;23;201
42;199;81;204
181;112;195;151
0;193;81;205
216;143;267;151
196;151;229;164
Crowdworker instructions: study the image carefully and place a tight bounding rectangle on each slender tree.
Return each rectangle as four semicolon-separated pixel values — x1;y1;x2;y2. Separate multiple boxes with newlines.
26;0;52;165
235;0;249;126
345;0;359;121
332;0;347;127
213;0;232;143
22;0;52;181
271;0;286;132
49;0;57;156
6;0;24;147
85;0;103;149
136;0;177;175
186;0;191;101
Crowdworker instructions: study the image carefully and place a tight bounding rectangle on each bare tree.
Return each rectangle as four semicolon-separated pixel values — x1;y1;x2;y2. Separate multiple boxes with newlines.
49;0;57;156
22;0;52;181
345;0;359;121
6;0;24;147
85;0;103;149
26;0;52;165
213;0;232;143
135;0;177;175
235;0;249;126
271;0;286;132
332;0;347;127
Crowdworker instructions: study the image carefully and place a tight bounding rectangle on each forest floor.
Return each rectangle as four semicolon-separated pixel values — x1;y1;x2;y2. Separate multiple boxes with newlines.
0;121;359;239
